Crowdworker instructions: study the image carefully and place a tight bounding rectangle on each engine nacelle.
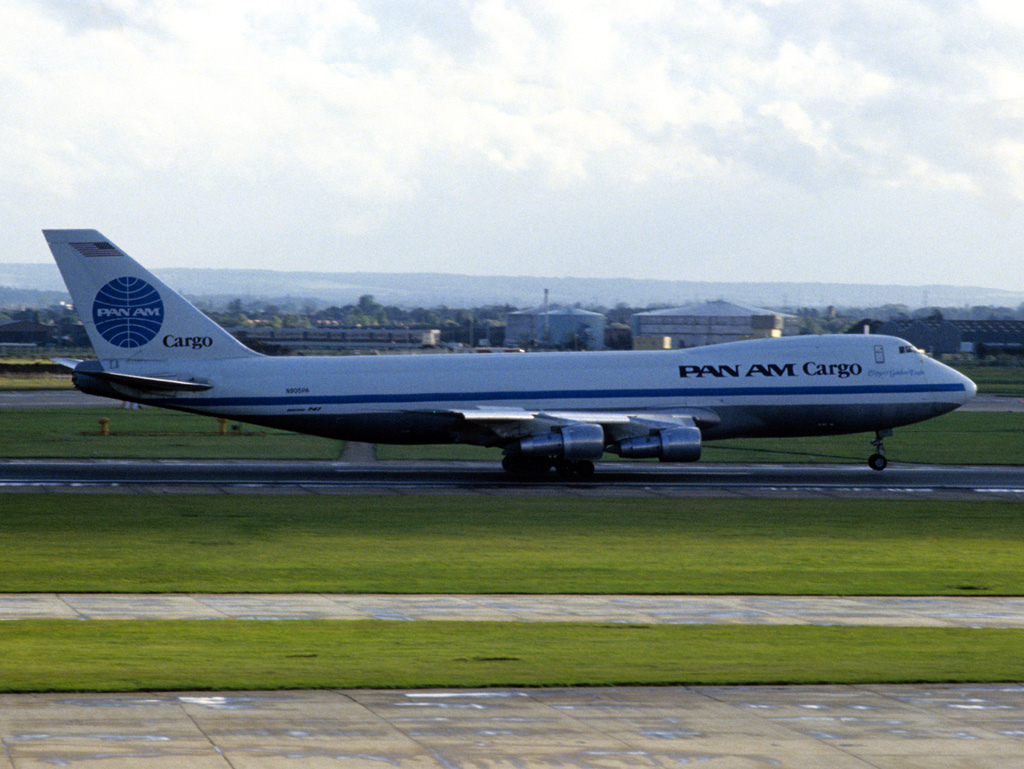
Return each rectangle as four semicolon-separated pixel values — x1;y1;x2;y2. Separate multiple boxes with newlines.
615;425;701;462
516;423;605;459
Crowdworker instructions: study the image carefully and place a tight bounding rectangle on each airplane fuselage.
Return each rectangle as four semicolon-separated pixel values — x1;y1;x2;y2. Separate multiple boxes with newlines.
45;228;976;473
75;333;974;447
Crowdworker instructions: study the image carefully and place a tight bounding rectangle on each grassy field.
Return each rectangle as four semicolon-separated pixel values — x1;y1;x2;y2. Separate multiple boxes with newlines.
4;492;1024;692
949;362;1024;396
3;494;1024;595
0;376;72;390
1;406;1015;463
2;622;1023;692
2;358;1022;693
0;358;74;390
0;407;341;459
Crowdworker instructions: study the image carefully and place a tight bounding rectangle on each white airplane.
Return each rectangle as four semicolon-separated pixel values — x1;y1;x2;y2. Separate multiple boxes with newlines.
45;229;976;476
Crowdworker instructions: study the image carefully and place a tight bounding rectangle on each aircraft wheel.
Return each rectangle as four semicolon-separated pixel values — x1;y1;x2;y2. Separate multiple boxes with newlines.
528;458;554;475
553;459;596;478
502;454;552;476
502;455;527;474
868;453;887;471
573;460;595;478
554;460;575;478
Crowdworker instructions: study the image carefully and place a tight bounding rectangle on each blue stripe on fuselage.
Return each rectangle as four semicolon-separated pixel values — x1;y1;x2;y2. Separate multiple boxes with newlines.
157;382;968;409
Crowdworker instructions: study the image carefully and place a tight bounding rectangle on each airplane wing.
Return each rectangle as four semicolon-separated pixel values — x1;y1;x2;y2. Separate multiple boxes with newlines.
432;406;719;429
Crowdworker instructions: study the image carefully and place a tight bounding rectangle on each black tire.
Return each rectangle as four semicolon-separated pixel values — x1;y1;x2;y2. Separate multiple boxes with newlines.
573;460;595;478
868;453;887;471
502;454;552;476
554;460;575;478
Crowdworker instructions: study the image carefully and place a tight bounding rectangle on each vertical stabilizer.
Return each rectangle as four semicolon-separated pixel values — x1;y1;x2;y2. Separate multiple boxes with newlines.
44;229;258;361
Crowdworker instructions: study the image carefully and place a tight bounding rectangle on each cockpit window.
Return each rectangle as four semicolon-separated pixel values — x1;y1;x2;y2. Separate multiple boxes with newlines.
898;345;923;354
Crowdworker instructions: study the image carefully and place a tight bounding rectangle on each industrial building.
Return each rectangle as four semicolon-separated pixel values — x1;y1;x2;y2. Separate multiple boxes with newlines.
0;320;52;347
631;300;798;349
228;326;441;353
505;305;606;350
874;318;1024;355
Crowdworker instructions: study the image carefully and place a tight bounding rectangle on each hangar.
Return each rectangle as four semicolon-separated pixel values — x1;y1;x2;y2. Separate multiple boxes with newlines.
0;319;53;350
631;300;797;349
505;305;606;350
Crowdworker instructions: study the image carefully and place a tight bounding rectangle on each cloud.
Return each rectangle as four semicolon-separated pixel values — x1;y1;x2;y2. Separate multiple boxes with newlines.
2;0;1024;288
1;0;1009;196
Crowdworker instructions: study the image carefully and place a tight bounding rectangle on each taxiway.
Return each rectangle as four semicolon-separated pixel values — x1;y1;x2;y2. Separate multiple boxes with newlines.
4;593;1024;627
4;685;1024;768
1;458;1022;498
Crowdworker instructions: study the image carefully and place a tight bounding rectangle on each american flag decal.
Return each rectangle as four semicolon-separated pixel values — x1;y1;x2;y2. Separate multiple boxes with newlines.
70;242;123;257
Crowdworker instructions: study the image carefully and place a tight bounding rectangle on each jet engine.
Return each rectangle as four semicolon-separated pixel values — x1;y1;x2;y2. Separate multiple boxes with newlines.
515;423;605;459
614;425;701;462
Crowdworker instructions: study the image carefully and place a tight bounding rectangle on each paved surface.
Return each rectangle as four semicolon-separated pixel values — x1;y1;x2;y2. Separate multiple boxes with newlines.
337;441;376;463
2;458;1023;499
0;389;107;409
3;684;1024;768
5;593;1024;627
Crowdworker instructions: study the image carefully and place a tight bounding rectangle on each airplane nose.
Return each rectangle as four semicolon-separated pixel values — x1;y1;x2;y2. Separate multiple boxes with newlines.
960;371;978;403
943;364;977;405
928;357;976;407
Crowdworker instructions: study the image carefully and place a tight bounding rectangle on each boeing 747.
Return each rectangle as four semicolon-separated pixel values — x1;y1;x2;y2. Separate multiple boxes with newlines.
45;229;976;476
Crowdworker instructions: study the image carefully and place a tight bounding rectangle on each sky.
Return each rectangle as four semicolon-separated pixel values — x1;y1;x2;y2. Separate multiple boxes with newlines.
2;0;1024;290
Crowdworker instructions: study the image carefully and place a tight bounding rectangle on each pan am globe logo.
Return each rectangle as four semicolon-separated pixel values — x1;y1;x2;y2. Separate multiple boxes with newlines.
92;277;164;348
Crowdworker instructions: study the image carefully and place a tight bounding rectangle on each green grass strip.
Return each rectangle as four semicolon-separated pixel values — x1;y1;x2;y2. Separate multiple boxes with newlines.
0;407;340;459
1;621;1023;692
0;378;73;391
949;363;1024;396
4;495;1024;595
3;407;1023;464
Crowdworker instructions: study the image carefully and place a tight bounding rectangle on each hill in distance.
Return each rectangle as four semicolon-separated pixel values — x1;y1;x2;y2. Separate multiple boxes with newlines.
1;263;1022;311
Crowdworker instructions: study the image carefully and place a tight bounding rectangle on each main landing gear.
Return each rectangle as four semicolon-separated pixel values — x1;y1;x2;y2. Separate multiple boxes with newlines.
868;429;892;471
501;454;595;478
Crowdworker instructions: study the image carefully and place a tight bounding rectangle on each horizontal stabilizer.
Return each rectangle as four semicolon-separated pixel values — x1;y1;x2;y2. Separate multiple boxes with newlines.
75;367;213;393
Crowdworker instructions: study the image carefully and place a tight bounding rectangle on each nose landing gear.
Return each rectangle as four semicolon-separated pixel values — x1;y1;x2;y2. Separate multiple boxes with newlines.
868;429;892;471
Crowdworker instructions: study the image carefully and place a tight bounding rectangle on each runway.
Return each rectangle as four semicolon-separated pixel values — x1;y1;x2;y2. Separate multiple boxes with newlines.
4;685;1024;768
0;388;108;409
1;458;1022;498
